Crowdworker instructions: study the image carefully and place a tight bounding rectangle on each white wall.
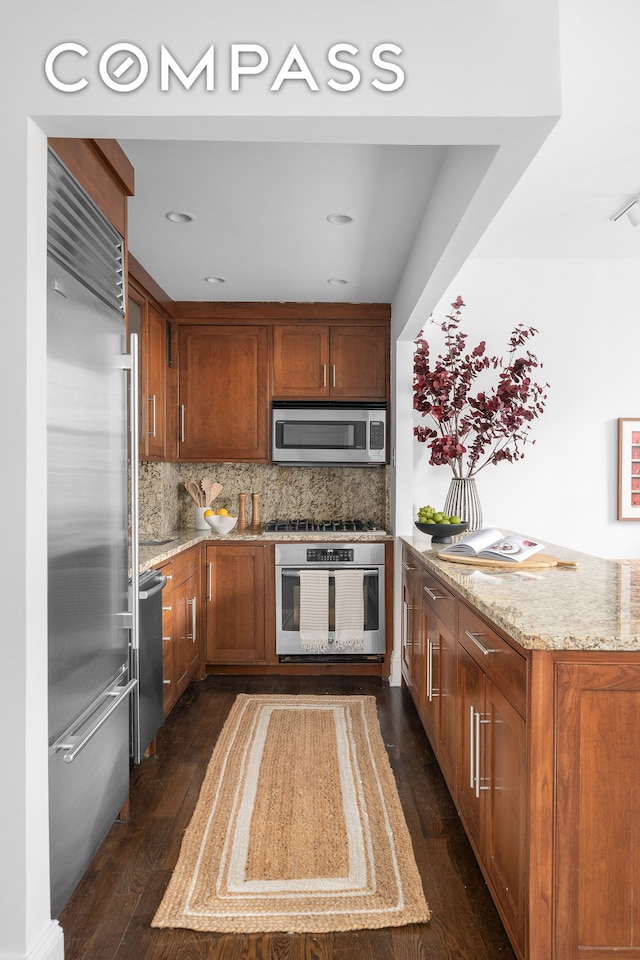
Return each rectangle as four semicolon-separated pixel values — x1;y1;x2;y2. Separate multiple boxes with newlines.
406;258;640;559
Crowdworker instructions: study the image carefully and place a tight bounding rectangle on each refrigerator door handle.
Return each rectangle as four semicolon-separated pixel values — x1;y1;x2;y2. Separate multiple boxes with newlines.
52;678;137;764
128;333;140;650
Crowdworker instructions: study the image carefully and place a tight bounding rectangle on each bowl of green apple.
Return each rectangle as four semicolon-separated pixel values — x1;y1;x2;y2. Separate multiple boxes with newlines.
415;504;469;544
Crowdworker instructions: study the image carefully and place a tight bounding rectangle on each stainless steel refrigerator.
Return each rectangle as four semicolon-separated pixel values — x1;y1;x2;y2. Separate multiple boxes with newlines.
47;149;137;918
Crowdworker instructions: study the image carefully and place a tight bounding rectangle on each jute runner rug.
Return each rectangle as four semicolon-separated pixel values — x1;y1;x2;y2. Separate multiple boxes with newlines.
152;693;431;933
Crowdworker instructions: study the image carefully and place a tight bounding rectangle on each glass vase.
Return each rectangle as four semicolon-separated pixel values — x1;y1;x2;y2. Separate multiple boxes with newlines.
443;477;482;531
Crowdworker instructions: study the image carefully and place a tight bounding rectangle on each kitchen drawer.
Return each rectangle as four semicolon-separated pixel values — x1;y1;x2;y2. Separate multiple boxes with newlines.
422;571;456;632
171;545;199;586
458;604;527;718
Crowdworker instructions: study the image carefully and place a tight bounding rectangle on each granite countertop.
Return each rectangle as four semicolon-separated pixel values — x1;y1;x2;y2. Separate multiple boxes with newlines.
402;533;640;653
136;527;393;572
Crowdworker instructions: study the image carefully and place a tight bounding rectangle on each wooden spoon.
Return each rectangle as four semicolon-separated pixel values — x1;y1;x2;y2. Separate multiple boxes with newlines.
202;479;222;507
185;480;202;505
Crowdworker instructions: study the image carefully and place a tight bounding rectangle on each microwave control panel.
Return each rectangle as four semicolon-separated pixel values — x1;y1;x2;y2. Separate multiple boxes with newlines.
370;421;385;450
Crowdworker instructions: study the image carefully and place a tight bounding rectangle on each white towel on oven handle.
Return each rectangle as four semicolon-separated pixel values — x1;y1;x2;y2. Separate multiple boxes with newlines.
299;569;330;652
334;569;365;650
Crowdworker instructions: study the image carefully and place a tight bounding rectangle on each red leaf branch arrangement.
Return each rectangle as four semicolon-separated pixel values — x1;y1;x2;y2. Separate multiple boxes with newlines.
413;296;549;478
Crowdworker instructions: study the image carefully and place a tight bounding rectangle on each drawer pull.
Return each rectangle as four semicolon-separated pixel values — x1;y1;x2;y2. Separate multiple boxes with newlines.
402;561;415;571
424;584;446;601
465;629;497;656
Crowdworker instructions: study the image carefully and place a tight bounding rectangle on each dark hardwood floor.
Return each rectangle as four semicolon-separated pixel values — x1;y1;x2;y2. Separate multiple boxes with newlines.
59;675;517;959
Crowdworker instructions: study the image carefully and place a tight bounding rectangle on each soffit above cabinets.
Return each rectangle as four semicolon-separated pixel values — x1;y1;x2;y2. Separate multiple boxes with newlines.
120;139;446;304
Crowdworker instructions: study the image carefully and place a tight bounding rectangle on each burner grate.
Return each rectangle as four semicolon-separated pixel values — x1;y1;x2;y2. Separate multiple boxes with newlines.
264;518;382;534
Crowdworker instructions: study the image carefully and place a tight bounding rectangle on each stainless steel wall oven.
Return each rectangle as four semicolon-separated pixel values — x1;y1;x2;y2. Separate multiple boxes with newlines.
275;542;385;661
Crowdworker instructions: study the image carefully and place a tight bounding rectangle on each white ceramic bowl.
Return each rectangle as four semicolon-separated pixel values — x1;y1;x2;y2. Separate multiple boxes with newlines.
205;513;238;534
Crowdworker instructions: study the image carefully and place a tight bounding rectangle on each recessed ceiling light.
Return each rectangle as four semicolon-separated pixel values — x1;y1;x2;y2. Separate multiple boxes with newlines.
204;276;226;284
165;210;195;223
327;213;354;224
327;277;349;285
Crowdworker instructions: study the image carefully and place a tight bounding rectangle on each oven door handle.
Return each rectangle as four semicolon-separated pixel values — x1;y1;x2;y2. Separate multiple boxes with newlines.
279;567;380;577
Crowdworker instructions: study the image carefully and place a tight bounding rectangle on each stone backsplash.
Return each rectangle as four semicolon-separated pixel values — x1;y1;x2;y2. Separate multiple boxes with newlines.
139;461;390;538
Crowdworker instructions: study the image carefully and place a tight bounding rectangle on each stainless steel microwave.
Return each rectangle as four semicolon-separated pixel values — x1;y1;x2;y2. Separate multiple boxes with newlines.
272;403;387;466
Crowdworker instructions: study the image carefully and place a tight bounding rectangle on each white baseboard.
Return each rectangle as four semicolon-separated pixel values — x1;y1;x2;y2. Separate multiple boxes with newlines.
20;920;64;960
388;648;402;686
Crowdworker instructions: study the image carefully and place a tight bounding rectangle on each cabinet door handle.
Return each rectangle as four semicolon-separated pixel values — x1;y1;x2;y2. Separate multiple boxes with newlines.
207;561;213;603
402;561;415;571
469;705;476;790
465;629;497;656
471;707;490;798
475;709;482;798
331;364;336;387
322;363;327;388
187;596;197;643
149;394;157;437
427;637;439;701
424;584;446;601
403;600;413;646
180;404;186;443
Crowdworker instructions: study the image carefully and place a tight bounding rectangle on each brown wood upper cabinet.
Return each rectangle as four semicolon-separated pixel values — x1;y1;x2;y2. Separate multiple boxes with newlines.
178;324;269;461
127;282;171;461
272;323;388;400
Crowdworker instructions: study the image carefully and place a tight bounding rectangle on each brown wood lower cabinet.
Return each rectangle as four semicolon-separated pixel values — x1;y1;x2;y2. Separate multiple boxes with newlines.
554;660;640;959
158;546;202;717
421;571;457;791
204;543;272;663
401;542;640;960
401;552;422;701
457;604;528;955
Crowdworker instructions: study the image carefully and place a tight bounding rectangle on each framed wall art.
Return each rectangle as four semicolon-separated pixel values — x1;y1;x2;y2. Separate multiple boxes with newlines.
618;418;640;520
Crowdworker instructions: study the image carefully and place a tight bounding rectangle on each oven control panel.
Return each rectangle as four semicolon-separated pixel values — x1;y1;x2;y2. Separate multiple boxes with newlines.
306;548;355;562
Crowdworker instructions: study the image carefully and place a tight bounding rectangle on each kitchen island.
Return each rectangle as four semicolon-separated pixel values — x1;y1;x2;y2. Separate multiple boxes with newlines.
403;532;640;651
401;533;640;960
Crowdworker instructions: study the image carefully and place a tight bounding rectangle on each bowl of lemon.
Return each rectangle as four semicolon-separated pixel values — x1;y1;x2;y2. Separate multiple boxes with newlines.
204;507;238;534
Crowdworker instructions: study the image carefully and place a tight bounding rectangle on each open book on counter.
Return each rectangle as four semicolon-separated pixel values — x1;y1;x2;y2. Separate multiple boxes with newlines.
440;528;545;563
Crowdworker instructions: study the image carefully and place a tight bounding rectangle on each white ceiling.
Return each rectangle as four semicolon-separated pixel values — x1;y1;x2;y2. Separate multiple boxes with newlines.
121;139;446;303
121;0;640;308
473;0;640;261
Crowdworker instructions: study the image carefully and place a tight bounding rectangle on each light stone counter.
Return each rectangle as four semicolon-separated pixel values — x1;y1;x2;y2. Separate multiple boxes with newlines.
402;533;640;653
136;528;393;573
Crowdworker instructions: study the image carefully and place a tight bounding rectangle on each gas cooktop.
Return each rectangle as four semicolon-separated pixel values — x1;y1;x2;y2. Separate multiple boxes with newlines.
264;518;384;535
